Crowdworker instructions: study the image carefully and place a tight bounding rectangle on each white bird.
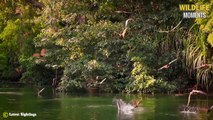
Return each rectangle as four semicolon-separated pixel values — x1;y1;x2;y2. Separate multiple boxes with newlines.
180;90;213;114
125;18;134;27
116;18;134;39
158;58;178;70
186;90;207;107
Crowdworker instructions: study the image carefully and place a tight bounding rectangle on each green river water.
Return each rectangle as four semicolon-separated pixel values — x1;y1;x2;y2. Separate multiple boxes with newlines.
0;87;213;120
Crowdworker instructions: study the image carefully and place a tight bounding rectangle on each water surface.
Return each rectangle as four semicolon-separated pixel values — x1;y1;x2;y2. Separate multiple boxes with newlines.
0;87;212;120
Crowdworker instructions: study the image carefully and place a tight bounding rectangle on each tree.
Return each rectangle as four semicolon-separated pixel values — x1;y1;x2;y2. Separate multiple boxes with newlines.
0;0;42;82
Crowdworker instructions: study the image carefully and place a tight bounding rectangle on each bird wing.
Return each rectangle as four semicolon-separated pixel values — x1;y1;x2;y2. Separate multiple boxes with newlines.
158;59;177;70
99;78;106;84
158;65;166;70
192;90;207;95
168;58;178;65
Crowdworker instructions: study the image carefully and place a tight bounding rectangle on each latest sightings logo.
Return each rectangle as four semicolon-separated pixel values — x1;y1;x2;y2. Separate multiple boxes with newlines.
179;4;210;18
2;112;37;118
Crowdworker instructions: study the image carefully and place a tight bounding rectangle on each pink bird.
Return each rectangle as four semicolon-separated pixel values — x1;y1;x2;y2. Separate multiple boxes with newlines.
158;58;177;70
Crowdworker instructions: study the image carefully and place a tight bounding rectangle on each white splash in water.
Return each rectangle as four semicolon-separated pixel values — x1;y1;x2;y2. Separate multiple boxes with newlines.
115;99;135;115
180;110;197;114
179;105;199;114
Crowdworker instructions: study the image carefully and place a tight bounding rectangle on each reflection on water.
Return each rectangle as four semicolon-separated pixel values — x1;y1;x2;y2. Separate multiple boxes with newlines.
0;87;212;120
118;110;134;120
117;107;144;120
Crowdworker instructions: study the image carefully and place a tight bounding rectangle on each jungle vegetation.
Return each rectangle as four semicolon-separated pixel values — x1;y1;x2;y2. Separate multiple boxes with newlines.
0;0;212;93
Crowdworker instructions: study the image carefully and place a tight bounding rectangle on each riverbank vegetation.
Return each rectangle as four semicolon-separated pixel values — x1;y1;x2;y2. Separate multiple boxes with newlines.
0;0;212;93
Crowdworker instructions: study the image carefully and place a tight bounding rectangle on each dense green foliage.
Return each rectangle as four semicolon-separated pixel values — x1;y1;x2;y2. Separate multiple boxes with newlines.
0;1;37;80
0;0;212;93
0;0;53;84
185;0;213;91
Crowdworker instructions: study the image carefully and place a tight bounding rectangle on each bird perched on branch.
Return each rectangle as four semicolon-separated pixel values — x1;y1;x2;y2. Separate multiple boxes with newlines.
158;58;177;70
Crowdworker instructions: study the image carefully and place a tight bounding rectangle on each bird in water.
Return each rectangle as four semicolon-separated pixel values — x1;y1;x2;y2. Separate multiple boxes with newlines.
180;89;213;114
131;99;142;108
114;99;141;114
